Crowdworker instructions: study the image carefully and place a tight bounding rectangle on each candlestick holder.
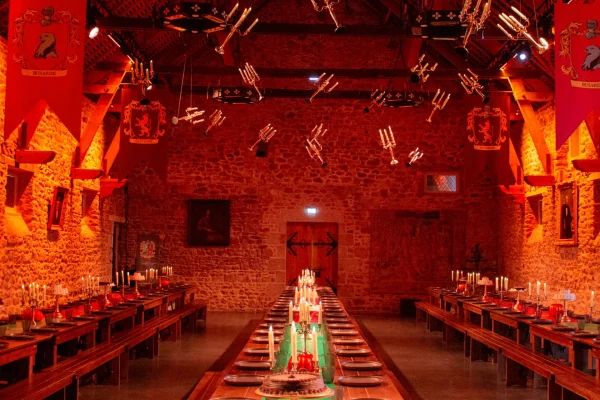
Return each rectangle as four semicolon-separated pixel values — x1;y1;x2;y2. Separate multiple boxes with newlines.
306;124;328;167
215;4;258;55
310;0;344;33
410;54;438;83
458;68;489;103
364;89;386;113
455;0;491;56
379;126;398;165
406;148;423;168
497;6;549;54
306;73;339;103
426;89;450;123
239;63;263;101
250;124;277;152
203;110;226;137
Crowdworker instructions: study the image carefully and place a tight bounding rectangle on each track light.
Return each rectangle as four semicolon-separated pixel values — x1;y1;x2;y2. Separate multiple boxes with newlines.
89;26;99;39
516;44;531;62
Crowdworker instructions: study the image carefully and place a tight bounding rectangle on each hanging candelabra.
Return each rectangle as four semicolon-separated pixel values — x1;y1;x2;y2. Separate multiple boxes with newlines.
215;4;258;55
455;0;492;56
249;124;277;151
406;148;424;168
306;124;328;167
203;110;226;136
310;0;344;33
410;54;438;83
239;63;263;101
497;6;549;54
306;73;339;103
379;126;398;165
131;59;155;95
426;89;451;123
458;68;489;103
364;89;387;113
173;57;205;126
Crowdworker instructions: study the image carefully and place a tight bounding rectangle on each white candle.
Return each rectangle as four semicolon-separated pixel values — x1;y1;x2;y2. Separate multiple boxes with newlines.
127;272;130;286
528;282;531;297
504;277;508;290
318;304;322;325
312;327;318;362
495;277;498;292
121;271;124;286
452;271;454;282
295;288;299;304
592;291;595;308
537;281;540;296
115;271;119;285
268;326;275;362
43;285;46;303
291;323;297;364
544;282;547;297
289;301;293;324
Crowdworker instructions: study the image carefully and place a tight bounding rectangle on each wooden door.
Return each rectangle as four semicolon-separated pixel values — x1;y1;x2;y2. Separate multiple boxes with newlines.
286;222;339;289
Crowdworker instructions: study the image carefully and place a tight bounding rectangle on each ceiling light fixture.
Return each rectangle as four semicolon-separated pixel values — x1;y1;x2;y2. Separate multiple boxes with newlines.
89;26;99;39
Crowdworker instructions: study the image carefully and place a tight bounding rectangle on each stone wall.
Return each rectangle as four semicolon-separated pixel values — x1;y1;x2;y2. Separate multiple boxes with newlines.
123;95;499;312
499;105;600;314
0;40;125;317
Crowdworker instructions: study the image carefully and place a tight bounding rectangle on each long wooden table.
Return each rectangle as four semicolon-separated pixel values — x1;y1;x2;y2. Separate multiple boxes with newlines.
192;287;405;400
0;284;196;388
429;287;600;377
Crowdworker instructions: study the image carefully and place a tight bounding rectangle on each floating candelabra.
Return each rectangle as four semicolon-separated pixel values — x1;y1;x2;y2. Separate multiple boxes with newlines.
410;54;438;83
497;6;549;54
239;63;263;101
306;73;339;103
426;89;450;123
455;0;491;56
215;4;258;55
458;68;489;103
364;89;387;113
309;0;344;33
249;124;277;151
306;124;328;167
379;126;398;165
203;110;226;136
406;148;423;168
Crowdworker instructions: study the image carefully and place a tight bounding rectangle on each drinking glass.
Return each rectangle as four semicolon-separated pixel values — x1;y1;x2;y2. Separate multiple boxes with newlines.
22;319;32;332
577;319;586;331
321;365;335;384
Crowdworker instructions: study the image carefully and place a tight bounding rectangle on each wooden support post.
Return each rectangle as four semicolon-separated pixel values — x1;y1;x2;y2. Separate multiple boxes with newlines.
508;78;552;174
497;353;506;381
103;129;121;177
506;358;527;387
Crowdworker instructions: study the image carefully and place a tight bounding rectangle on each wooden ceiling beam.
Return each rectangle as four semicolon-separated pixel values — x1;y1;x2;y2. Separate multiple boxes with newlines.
508;78;552;174
103;128;121;177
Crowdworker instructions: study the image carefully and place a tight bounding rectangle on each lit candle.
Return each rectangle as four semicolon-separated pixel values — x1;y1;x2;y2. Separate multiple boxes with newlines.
121;271;124;286
544;282;547;297
268;326;275;363
592;291;595;308
295;288;299;304
312;327;318;362
21;284;25;304
150;60;154;75
127;272;130;286
115;271;119;286
528;282;531;297
318;304;322;325
495;277;499;292
504;277;508;290
291;322;297;364
536;281;540;296
452;271;454;282
43;284;46;303
36;283;39;301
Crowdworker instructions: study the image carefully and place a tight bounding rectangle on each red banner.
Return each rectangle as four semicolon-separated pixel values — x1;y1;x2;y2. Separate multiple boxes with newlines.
464;93;513;187
118;87;172;181
555;1;600;150
4;1;86;140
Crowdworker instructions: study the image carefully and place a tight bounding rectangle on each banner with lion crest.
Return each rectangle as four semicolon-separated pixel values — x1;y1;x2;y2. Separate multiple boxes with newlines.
118;87;172;181
556;1;600;150
5;1;86;140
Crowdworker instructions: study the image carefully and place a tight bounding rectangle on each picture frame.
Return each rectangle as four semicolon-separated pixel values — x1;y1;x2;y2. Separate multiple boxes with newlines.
557;181;578;246
187;200;231;246
48;187;69;230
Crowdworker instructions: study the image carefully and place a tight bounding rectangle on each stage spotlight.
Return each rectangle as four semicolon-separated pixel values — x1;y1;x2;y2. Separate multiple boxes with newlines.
516;44;531;62
89;26;99;39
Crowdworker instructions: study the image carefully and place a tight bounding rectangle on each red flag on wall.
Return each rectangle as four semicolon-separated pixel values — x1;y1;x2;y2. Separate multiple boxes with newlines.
555;1;600;150
4;1;86;140
118;87;172;181
464;93;513;187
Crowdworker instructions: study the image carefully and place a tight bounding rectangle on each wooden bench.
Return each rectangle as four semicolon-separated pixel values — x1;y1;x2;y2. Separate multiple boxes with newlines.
0;370;75;400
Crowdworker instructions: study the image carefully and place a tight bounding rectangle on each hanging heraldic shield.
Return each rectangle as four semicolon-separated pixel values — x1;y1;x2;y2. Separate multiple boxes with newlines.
123;101;167;144
5;1;86;140
467;105;508;151
555;2;600;149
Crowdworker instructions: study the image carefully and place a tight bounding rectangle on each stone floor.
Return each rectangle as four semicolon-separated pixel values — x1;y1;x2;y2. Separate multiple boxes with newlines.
79;312;548;400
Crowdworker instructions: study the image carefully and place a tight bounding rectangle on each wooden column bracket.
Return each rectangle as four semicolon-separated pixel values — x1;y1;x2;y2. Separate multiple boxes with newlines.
102;128;121;177
100;178;127;199
15;122;56;165
570;112;600;172
73;71;125;179
508;78;552;174
72;168;104;180
499;185;525;205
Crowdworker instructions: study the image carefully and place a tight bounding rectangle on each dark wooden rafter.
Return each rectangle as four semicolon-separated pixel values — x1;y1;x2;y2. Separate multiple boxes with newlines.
508;78;552;174
103;128;121;177
499;185;525;205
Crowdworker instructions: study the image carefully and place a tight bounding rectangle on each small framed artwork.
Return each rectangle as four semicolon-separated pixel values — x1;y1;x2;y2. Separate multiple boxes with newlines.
557;182;578;246
187;200;230;246
48;187;69;230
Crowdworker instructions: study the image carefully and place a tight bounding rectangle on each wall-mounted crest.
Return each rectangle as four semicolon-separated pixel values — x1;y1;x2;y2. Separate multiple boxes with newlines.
123;101;167;144
467;105;508;151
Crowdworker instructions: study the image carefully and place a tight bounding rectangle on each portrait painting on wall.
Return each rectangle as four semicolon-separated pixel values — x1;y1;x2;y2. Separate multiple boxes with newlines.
48;187;69;230
136;234;159;269
187;200;230;246
557;182;578;246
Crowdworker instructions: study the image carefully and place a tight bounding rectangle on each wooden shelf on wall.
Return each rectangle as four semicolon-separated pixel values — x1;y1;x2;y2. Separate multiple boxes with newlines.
72;168;104;180
499;185;525;204
572;159;600;173
100;179;127;199
524;175;556;187
15;150;56;164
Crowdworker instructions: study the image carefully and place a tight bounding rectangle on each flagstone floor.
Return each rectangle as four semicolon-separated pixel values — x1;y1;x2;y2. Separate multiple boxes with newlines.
79;311;548;400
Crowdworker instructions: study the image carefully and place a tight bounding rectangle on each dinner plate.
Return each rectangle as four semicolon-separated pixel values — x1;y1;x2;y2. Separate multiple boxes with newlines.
74;315;97;321
3;333;36;340
244;348;270;356
336;348;371;357
328;324;354;329
234;360;272;370
531;319;553;324
31;327;60;333
502;311;522;315
50;321;78;326
552;325;576;332
253;336;282;344
330;330;358;336
333;338;365;345
92;310;114;315
338;376;383;387
223;375;264;386
483;307;508;311
571;331;598;338
341;361;382;371
107;306;127;310
515;315;536;319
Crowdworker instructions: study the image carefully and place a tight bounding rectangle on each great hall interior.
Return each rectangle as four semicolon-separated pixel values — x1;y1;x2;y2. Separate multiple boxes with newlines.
0;0;599;399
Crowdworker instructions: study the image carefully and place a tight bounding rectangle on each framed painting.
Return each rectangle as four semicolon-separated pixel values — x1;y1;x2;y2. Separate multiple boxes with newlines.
136;234;159;269
187;200;230;246
48;187;69;230
557;182;578;246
